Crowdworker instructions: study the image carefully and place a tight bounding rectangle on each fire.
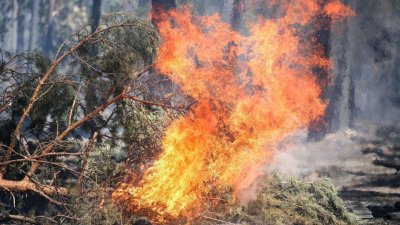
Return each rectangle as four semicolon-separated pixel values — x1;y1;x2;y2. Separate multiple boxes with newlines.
113;0;353;221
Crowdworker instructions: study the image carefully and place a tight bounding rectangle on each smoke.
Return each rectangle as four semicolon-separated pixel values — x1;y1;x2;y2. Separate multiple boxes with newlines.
235;126;388;204
272;130;365;181
236;128;373;203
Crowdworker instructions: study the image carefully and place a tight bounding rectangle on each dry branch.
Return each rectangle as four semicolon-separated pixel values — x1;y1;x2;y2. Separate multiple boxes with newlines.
24;91;182;178
77;131;98;184
0;214;38;224
0;178;68;198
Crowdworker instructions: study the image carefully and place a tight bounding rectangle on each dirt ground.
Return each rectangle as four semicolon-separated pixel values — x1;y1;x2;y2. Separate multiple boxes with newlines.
272;128;400;224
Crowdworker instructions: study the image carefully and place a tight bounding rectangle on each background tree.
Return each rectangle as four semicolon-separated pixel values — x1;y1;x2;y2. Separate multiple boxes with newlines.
90;0;102;32
231;0;245;31
151;0;176;25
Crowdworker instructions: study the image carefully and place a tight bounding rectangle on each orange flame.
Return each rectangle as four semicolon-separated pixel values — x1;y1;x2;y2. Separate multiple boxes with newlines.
113;0;354;221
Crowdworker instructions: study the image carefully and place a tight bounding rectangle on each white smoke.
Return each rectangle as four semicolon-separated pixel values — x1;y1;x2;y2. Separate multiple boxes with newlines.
270;128;394;188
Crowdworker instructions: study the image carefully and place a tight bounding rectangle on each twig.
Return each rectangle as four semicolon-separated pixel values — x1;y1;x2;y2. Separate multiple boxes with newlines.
77;132;98;184
202;215;241;225
1;214;38;224
68;81;86;127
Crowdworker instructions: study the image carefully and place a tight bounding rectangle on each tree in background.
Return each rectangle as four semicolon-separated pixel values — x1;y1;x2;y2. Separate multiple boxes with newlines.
150;0;176;25
91;0;102;32
231;0;245;31
1;0;91;55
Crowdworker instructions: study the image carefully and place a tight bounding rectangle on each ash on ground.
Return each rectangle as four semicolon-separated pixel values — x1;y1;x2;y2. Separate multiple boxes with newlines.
273;126;400;224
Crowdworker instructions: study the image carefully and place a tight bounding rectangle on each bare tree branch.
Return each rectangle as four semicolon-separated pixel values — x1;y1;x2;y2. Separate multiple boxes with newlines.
77;131;98;184
1;214;38;224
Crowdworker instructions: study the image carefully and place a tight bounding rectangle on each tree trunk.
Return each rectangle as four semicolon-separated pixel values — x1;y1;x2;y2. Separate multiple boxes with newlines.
43;0;55;56
0;1;10;43
91;0;102;33
28;0;39;50
16;0;24;51
231;0;245;31
12;0;18;51
348;74;356;128
151;0;176;26
308;9;333;141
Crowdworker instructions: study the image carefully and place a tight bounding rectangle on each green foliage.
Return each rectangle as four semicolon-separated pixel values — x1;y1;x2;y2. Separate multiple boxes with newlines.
0;11;168;224
98;12;159;67
76;13;161;137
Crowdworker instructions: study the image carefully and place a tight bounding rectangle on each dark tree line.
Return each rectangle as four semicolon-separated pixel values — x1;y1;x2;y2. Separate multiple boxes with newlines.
0;0;155;56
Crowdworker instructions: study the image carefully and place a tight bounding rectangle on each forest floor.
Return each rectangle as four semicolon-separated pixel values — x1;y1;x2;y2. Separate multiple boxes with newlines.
272;127;400;224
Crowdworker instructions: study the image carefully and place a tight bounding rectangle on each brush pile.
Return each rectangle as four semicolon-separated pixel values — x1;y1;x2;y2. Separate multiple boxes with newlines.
199;175;357;225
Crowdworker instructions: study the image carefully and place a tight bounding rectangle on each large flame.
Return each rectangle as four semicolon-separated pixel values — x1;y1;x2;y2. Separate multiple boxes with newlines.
113;0;354;221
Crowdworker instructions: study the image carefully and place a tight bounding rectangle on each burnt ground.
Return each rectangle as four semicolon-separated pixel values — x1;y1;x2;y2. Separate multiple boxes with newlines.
273;127;400;224
340;190;400;224
322;127;400;225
